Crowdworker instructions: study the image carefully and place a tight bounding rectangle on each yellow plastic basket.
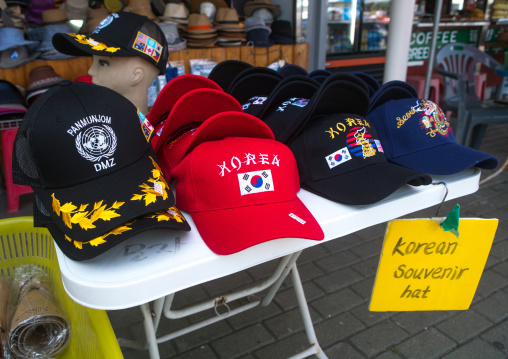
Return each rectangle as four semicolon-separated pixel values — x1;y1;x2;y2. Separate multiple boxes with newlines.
0;217;124;359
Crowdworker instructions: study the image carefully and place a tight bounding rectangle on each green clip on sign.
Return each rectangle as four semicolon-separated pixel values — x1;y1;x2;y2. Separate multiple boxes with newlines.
370;218;498;311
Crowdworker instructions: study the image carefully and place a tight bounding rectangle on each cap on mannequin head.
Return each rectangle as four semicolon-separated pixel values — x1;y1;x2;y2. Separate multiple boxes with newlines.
88;55;160;113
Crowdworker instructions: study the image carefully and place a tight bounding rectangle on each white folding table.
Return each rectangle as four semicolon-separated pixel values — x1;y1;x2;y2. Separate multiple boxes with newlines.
54;168;481;359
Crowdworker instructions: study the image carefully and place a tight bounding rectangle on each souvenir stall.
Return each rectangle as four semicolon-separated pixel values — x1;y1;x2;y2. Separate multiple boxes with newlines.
0;1;503;359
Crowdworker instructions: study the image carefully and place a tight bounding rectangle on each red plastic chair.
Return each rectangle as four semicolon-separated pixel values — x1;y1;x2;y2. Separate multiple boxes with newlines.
2;129;32;213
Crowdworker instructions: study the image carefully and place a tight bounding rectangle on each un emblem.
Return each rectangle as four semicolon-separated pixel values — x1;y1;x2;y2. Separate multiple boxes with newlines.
75;125;117;162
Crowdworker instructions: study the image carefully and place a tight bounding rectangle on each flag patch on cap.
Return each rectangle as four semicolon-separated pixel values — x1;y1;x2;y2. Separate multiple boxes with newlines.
133;32;162;63
238;170;274;196
138;109;153;142
326;147;351;169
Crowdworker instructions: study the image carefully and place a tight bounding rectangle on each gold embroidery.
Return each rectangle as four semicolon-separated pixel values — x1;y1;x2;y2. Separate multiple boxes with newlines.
69;33;120;53
51;193;124;230
146;207;186;223
131;157;169;206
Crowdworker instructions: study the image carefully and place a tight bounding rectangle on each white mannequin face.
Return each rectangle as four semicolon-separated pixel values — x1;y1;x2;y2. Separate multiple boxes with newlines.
88;55;141;96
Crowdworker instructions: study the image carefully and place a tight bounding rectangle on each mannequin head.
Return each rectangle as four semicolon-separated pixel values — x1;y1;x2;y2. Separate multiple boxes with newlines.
88;55;160;114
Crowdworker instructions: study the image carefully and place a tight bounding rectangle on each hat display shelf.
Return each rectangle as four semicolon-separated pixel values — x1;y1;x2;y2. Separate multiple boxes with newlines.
0;43;308;89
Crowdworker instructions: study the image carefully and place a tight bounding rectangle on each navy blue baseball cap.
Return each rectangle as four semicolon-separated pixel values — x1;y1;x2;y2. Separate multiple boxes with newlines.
367;98;499;175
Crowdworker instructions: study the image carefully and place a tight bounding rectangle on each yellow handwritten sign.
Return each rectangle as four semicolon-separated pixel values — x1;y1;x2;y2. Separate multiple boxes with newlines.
370;218;498;311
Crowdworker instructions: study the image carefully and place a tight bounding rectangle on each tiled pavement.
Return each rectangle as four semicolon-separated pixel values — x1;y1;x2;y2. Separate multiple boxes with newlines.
2;123;507;359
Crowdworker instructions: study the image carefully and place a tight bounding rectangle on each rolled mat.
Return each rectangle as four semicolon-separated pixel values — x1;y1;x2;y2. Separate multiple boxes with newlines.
0;277;11;358
8;276;70;358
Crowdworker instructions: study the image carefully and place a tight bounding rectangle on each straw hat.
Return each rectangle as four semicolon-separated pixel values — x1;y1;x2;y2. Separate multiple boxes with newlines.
42;9;68;25
243;0;280;18
189;0;227;14
60;0;88;21
186;13;216;34
79;7;109;35
213;7;244;29
128;0;158;21
159;2;189;24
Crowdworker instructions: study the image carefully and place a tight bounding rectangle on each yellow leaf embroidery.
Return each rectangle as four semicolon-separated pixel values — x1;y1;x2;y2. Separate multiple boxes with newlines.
131;194;143;201
78;217;96;230
144;193;157;205
65;235;72;242
93;200;104;211
73;241;83;249
111;201;124;209
78;204;88;212
99;210;121;221
60;202;77;213
51;193;61;215
90;204;106;222
89;237;106;247
62;212;72;229
70;211;88;224
109;226;131;235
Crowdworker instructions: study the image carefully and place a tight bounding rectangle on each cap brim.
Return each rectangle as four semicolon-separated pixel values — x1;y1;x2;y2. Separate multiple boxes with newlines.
278;64;307;77
302;162;432;205
45;206;190;261
148;74;222;128
154;89;242;154
52;32;132;58
34;153;176;242
189;198;323;255
388;142;499;175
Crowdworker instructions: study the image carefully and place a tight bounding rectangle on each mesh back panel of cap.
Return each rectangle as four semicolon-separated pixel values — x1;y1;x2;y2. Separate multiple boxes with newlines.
140;19;169;69
12;85;61;188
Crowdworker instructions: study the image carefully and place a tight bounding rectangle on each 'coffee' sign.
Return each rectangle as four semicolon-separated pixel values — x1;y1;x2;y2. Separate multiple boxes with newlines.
370;218;497;311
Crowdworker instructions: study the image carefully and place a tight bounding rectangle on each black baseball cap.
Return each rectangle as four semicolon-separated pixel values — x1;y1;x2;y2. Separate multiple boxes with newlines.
289;113;432;205
13;81;190;260
52;11;169;75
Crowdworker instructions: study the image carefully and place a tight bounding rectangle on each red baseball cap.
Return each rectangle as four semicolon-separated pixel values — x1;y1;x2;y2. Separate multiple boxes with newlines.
148;74;222;128
172;137;324;255
154;88;243;154
158;111;274;180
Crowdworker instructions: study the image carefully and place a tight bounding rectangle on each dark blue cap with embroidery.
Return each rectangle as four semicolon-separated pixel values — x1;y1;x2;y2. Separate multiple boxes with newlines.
367;98;499;175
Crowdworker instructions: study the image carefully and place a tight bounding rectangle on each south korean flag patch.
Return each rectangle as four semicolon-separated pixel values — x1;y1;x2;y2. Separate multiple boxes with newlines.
326;147;352;169
238;170;274;196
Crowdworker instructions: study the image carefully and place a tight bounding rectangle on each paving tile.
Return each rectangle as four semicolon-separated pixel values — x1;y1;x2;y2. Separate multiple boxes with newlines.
354;223;386;241
475;269;508;298
351;302;394;327
253;332;314;359
245;258;279;281
473;290;508;322
349;320;409;357
315;250;362;272
351;256;380;278
322;233;365;252
263;306;321;339
435;310;492;343
210;324;274;359
313;266;364;294
314;312;366;347
491;259;508;277
172;320;233;353
480;319;508;356
170;345;218;359
226;300;282;331
350;277;376;300
441;338;506;359
349;239;384;260
297;261;326;283
324;340;366;359
391;310;450;335
297;244;329;264
395;328;456;359
311;288;365;318
273;281;325;311
200;270;254;298
490;238;508;261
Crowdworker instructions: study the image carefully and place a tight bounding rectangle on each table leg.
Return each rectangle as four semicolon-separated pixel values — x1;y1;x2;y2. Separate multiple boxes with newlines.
140;303;161;359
